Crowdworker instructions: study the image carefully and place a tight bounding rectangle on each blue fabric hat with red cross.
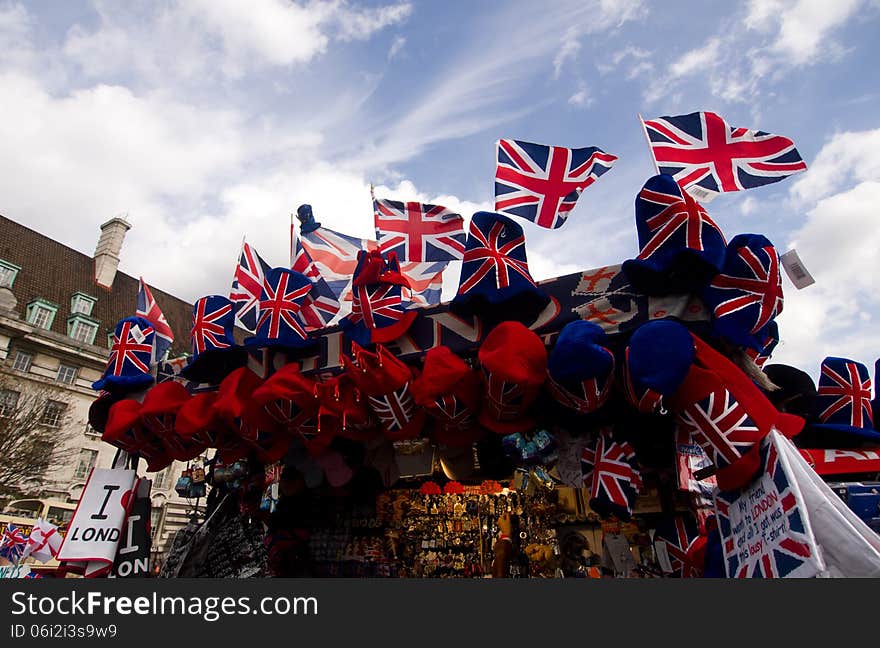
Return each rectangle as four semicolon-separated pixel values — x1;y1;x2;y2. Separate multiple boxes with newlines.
813;357;879;441
92;316;156;393
244;267;315;349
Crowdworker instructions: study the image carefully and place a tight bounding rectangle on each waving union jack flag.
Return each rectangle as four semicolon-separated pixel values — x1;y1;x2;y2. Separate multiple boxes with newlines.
374;195;465;262
0;523;28;561
494;139;617;229
708;239;783;334
588;433;642;517
191;297;232;354
230;241;270;331
107;319;154;377
292;236;341;329
677;389;761;470
298;226;371;301
654;516;701;578
137;278;174;361
256;270;313;341
642;111;807;200
816;358;873;429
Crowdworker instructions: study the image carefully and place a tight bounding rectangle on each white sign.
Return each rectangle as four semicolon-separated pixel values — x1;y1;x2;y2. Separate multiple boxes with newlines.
57;468;137;578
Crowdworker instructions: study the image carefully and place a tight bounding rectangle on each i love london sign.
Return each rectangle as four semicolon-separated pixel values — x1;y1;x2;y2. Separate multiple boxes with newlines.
714;432;824;579
57;468;138;578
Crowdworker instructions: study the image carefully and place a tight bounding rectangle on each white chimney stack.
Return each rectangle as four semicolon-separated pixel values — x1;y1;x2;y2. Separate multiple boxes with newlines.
93;216;131;289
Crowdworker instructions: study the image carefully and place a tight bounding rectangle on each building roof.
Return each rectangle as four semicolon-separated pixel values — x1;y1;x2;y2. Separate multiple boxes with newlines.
0;215;193;357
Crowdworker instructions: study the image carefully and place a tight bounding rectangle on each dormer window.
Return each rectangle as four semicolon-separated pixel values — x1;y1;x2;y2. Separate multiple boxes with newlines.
68;314;99;345
0;259;20;288
70;292;96;316
26;298;58;329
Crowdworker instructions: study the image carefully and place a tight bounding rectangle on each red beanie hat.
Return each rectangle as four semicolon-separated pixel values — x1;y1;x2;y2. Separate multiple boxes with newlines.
141;381;205;462
104;398;173;472
317;373;378;443
250;363;325;454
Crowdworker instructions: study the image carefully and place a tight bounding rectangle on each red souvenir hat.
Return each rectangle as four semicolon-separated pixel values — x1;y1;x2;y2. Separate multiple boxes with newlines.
175;392;224;448
239;402;293;465
250;363;325;454
411;346;484;447
212;366;264;463
316;373;377;443
667;329;804;490
104;398;172;472
342;343;426;441
141;381;205;462
477;321;547;434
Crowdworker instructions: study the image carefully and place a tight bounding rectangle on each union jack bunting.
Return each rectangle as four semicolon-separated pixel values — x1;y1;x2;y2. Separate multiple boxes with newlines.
707;237;783;335
459;215;534;294
368;384;417;436
494;139;618;229
677;388;761;471
715;435;817;578
292;236;342;329
137;278;174;361
588;433;642;518
816;358;874;429
654;516;701;578
642;111;807;199
374;195;465;262
255;269;313;342
546;374;612;414
190;297;233;354
0;523;28;561
635;181;725;262
106;319;154;378
230;241;270;331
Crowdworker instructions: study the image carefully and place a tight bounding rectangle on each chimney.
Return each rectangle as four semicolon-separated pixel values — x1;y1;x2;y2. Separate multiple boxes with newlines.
93;216;131;289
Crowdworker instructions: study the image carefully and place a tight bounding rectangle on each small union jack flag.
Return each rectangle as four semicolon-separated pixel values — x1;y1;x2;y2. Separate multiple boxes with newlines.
298;226;371;302
137;278;174;361
816;358;873;429
368;384;417;436
708;237;783;335
588;433;642;518
0;523;28;561
106;319;154;378
494;139;617;229
458;214;534;294
292;236;341;330
642;111;807;199
635;178;726;262
654;516;701;578
190;296;233;354
230;241;271;332
677;389;761;471
255;269;313;343
374;195;465;262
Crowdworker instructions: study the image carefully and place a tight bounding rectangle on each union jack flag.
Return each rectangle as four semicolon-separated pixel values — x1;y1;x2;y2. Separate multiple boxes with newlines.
374;195;465;262
368;384;417;435
635;180;726;262
642;111;807;199
230;241;270;332
546;374;612;414
292;236;341;329
459;215;534;294
347;254;412;333
106;319;154;377
709;241;783;334
588;433;642;517
298;226;371;301
715;436;817;578
654;516;701;578
677;389;761;470
401;262;446;309
256;270;313;341
137;278;174;361
816;359;873;428
494;139;617;229
190;297;232;354
0;523;28;561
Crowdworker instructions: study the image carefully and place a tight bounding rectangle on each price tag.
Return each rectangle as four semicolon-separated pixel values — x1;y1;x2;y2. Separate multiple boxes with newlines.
780;249;815;289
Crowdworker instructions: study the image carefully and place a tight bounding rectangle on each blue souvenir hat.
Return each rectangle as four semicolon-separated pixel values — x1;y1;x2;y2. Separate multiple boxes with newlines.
450;211;549;327
813;357;879;441
181;295;246;383
92;316;156;393
622;174;727;295
546;320;615;415
244;267;315;349
621;320;694;414
701;234;783;351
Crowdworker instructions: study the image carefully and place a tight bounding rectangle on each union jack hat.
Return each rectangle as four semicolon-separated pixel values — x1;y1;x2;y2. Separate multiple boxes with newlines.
580;429;642;521
182;295;246;384
92;316;156;393
621;320;695;414
176;391;226;449
622;174;727;296
103;398;173;473
140;381;206;462
701;234;783;351
477;321;547;434
546;321;615;417
450;211;550;327
341;250;418;346
244;267;315;350
812;357;879;441
315;372;378;443
667;328;804;490
411;346;485;447
211;366;264;463
745;320;779;369
342;343;425;441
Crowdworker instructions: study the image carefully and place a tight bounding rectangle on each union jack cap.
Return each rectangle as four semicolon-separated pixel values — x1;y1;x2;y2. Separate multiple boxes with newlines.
622;174;727;295
450;211;549;327
702;234;783;351
183;295;246;383
92;316;156;393
245;267;314;349
813;357;879;441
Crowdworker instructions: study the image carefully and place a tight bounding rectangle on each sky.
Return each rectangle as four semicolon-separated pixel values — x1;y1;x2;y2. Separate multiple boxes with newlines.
1;0;878;382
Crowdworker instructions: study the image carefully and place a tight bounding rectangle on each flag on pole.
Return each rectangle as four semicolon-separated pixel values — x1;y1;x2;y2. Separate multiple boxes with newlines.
401;262;446;308
292;236;342;329
137;278;174;362
230;240;270;331
494;139;618;229
298;226;374;302
373;193;465;262
641;111;807;202
21;518;63;564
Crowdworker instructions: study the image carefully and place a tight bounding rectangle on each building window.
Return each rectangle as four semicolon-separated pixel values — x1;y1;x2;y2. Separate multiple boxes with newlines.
41;400;66;428
26;299;58;330
84;423;101;437
150;507;163;541
11;350;32;372
0;390;19;417
56;364;78;385
70;292;96;316
0;260;20;288
67;315;99;345
153;467;171;490
73;448;98;480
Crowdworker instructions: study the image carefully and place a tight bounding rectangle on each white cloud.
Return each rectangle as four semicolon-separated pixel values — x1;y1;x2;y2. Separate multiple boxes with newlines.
568;84;593;107
790;129;880;204
387;35;406;60
553;26;581;79
333;1;412;41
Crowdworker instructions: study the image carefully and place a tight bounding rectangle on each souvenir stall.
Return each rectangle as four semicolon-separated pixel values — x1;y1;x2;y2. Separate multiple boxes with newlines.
56;111;880;579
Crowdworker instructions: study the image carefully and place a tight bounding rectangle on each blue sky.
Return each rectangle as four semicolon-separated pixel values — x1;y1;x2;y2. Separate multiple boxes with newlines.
1;0;878;381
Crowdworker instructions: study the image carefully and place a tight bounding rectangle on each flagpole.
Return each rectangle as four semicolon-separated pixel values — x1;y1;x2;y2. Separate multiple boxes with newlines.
289;212;295;269
637;113;660;175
